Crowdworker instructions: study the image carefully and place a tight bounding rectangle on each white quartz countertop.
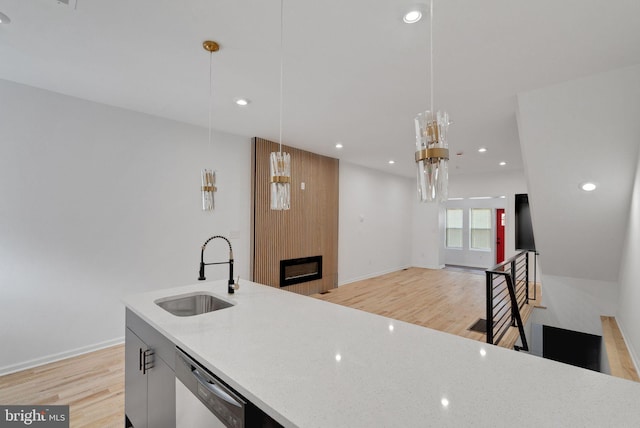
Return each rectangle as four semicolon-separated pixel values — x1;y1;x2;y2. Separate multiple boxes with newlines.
124;279;640;427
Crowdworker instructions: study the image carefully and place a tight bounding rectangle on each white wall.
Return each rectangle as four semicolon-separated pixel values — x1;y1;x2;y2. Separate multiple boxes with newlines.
446;170;528;265
338;167;526;278
338;162;413;285
617;145;640;370
443;198;505;269
517;65;640;336
530;275;618;336
517;64;640;282
411;199;443;270
0;80;252;374
410;170;528;270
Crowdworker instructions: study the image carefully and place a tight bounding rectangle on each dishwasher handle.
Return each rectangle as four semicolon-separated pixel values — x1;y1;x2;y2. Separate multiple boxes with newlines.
192;367;243;408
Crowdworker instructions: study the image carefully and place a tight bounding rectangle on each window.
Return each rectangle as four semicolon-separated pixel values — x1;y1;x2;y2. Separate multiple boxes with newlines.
470;208;492;250
446;209;463;248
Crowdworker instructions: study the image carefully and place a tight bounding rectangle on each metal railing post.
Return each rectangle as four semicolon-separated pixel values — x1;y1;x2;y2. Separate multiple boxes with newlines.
505;274;529;352
525;251;530;304
510;258;517;326
533;251;538;301
486;271;493;345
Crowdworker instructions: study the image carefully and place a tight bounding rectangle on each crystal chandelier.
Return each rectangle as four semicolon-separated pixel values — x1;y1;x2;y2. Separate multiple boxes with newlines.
415;0;450;203
270;0;291;210
201;40;219;211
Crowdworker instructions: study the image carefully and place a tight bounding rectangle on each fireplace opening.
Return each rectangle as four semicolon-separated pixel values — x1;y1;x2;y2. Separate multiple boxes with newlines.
280;256;322;287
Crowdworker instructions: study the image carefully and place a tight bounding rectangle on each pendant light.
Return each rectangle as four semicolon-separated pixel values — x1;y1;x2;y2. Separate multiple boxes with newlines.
201;40;219;211
270;0;291;210
414;0;450;203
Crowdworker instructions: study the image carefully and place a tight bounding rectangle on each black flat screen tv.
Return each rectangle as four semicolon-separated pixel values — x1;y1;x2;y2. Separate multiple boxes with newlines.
515;193;536;251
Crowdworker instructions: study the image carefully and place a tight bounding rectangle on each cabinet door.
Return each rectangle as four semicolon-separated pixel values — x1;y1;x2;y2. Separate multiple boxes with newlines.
147;355;176;428
125;329;148;428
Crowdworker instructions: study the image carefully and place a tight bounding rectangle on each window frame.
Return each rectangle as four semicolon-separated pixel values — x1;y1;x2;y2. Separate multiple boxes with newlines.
469;208;492;251
445;208;464;249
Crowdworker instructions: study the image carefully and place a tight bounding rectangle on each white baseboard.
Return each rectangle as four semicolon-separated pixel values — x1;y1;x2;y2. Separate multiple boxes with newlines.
411;263;445;270
0;337;125;376
338;265;412;287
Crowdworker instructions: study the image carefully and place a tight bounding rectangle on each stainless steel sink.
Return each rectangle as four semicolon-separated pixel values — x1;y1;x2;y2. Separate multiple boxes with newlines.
155;293;233;317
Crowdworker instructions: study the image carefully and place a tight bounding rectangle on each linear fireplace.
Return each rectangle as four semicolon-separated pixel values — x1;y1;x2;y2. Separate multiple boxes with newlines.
280;256;322;287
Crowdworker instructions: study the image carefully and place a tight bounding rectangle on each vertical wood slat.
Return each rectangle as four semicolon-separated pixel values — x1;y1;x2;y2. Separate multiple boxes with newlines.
251;138;339;295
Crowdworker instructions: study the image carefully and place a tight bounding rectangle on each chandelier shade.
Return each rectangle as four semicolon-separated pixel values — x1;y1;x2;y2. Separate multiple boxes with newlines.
201;168;216;211
270;151;291;210
415;110;450;202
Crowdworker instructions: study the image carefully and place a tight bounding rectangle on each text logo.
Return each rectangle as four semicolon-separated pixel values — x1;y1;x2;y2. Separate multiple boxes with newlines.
0;406;69;428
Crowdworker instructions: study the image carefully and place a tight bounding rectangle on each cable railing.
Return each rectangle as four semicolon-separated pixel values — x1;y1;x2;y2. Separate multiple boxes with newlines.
486;250;536;350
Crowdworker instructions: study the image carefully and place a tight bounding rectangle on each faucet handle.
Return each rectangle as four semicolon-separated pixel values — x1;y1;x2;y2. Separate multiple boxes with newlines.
233;277;240;290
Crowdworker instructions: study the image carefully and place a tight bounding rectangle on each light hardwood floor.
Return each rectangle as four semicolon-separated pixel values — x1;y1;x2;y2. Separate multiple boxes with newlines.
0;344;124;428
318;268;640;371
0;267;536;427
313;266;539;346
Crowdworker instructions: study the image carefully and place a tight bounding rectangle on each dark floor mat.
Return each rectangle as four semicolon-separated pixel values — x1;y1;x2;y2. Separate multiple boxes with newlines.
468;318;491;333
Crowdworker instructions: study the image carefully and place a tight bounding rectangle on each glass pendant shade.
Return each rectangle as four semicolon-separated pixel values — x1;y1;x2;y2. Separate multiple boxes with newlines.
270;151;291;210
201;169;216;211
415;110;450;202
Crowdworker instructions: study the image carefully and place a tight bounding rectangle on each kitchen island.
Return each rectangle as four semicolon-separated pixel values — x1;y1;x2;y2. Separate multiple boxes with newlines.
124;279;640;427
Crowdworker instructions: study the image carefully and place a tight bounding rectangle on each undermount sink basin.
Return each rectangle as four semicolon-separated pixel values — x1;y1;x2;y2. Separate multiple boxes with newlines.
155;293;233;317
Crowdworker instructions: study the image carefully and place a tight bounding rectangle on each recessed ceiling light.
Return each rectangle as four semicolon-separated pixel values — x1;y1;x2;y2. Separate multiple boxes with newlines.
234;98;250;106
478;147;487;153
335;143;343;149
499;161;506;166
581;182;597;192
403;10;422;24
388;160;395;164
0;12;11;24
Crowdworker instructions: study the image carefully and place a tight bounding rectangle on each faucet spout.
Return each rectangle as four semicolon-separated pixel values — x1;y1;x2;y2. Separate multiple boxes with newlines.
198;235;236;294
198;261;206;281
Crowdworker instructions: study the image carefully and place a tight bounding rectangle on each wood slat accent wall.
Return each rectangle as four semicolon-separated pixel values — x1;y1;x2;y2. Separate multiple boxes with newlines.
252;138;339;295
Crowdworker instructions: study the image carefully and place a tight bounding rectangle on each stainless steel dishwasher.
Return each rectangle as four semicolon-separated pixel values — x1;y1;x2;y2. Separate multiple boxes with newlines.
175;348;246;428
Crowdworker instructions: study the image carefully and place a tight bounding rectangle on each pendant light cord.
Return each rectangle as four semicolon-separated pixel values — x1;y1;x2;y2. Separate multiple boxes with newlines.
208;51;213;149
430;0;434;114
278;0;284;154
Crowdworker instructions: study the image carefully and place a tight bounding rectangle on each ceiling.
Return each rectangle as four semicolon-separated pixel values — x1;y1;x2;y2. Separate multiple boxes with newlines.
1;0;639;178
